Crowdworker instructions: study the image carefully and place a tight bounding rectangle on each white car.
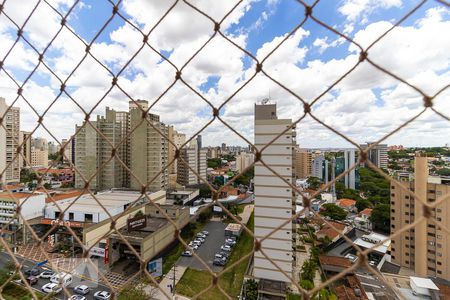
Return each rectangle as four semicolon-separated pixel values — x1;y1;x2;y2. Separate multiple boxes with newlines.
193;240;202;246
94;291;111;300
201;231;209;236
69;296;86;300
221;245;232;252
42;282;62;294
196;233;206;239
39;270;55;279
196;237;205;243
73;284;90;295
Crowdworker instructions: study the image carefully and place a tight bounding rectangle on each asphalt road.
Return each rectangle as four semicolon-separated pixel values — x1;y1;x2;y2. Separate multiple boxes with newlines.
178;221;228;272
0;252;111;300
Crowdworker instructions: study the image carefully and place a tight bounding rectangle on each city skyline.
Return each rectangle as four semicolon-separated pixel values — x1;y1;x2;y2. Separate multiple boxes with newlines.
0;1;448;148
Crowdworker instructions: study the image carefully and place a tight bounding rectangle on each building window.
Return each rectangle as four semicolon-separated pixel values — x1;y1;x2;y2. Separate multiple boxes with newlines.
85;214;93;222
428;267;436;271
438;271;442;274
391;217;395;220
405;260;409;264
405;212;409;215
428;233;435;237
437;261;442;266
391;193;395;197
428;224;436;228
391;186;395;189
391;209;395;213
405;253;409;256
405;220;409;224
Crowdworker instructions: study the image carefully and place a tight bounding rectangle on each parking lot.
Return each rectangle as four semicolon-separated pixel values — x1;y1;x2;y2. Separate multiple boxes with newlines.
178;221;230;272
0;252;111;300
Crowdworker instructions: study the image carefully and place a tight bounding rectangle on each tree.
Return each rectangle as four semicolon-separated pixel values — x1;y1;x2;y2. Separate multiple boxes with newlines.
356;199;373;212
199;184;212;198
437;168;450;176
43;183;52;189
300;279;314;290
207;158;221;168
320;203;347;221
234;166;254;186
370;203;390;233
118;284;154;300
307;176;321;190
244;279;258;300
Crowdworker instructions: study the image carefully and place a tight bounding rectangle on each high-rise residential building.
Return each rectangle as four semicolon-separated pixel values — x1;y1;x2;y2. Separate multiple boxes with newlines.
31;137;49;167
236;153;255;173
177;143;207;186
253;102;295;283
221;142;226;151
168;127;186;175
75;122;98;190
61;138;73;164
47;141;58;155
312;155;328;183
0;98;20;183
75;109;125;190
19;131;32;168
294;148;312;179
361;142;388;170
207;147;218;159
197;148;207;184
344;149;356;189
129;100;169;191
390;153;450;281
177;143;198;186
196;134;202;149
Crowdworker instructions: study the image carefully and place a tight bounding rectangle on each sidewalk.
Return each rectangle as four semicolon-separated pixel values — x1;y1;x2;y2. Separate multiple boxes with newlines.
150;265;188;300
239;204;254;225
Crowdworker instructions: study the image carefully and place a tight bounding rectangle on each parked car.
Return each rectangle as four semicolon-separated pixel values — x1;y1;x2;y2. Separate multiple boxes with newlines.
26;276;38;285
196;233;206;239
50;272;73;287
196;237;205;243
201;231;209;236
181;250;193;257
225;239;236;246
94;291;111;300
193;240;202;246
39;270;55;279
221;245;232;252
74;285;90;295
213;258;225;266
69;296;86;300
214;253;224;259
42;283;62;294
219;251;230;258
24;268;40;276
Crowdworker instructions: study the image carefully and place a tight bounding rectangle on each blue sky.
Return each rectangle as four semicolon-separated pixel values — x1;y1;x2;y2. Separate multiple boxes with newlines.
0;0;449;147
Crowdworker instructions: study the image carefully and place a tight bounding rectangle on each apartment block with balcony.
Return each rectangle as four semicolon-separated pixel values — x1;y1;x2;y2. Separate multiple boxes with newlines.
390;154;450;281
253;102;295;284
0;98;20;184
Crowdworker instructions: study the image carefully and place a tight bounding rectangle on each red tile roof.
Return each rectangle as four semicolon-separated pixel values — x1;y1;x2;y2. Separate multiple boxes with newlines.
316;221;346;240
360;208;373;216
337;198;356;207
319;255;352;268
0;192;41;200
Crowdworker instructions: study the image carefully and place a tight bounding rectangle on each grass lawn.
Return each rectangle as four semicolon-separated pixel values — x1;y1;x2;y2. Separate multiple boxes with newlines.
2;283;48;300
176;213;254;299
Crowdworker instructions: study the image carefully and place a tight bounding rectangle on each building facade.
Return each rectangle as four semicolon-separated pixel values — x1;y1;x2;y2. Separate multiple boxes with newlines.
177;144;198;186
361;142;388;170
19;131;32;169
75;122;98;190
253;102;295;283
390;154;450;281
31;137;48;167
0;98;20;184
130;100;169;191
236;153;255;173
312;154;328;183
294;148;312;179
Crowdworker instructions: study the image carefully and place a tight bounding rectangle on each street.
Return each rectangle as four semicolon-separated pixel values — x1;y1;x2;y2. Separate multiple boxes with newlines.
0;252;111;300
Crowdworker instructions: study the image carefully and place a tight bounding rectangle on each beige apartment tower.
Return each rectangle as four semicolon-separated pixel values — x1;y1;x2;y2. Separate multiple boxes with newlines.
390;153;450;281
253;102;295;283
0;98;20;184
294;148;312;179
129;100;169;191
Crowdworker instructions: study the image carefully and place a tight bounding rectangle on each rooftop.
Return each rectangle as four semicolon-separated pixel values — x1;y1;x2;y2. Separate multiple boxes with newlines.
316;221;347;240
46;190;150;213
337;199;357;207
45;190;86;203
360;208;373;216
0;192;42;200
354;232;390;254
410;276;439;290
117;217;169;238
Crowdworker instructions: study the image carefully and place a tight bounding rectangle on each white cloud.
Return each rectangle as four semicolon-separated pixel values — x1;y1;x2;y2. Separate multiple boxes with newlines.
0;1;448;149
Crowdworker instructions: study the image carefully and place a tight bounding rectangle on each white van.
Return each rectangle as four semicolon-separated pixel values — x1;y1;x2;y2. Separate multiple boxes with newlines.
50;272;73;287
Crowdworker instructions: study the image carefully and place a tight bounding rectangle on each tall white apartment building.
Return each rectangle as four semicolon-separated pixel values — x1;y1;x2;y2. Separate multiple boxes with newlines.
177;143;199;186
344;149;356;189
197;148;207;183
253;102;295;283
0;98;20;184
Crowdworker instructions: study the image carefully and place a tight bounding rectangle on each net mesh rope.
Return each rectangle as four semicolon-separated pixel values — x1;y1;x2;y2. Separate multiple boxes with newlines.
0;0;449;299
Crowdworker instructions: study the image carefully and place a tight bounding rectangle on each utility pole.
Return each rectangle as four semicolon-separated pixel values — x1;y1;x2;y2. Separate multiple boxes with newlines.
172;264;176;297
